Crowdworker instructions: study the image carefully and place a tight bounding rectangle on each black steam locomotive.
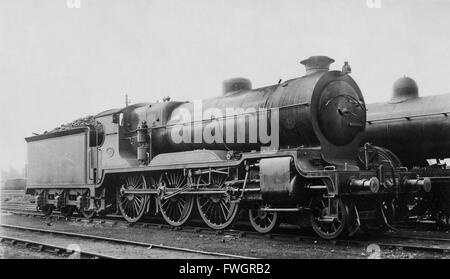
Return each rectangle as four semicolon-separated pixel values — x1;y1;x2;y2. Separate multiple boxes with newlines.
25;56;430;239
364;77;450;225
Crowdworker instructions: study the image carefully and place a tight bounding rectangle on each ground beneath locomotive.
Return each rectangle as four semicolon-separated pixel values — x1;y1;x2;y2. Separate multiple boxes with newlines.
0;213;447;259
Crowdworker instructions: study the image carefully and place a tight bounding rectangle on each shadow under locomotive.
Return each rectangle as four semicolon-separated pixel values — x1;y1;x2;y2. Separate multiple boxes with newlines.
24;56;430;239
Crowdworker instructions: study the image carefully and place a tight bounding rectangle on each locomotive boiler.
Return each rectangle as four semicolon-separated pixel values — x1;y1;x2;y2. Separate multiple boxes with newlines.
117;55;366;165
25;56;430;239
363;77;450;224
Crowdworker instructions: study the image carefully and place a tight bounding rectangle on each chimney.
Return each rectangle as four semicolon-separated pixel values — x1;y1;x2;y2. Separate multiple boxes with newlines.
300;56;334;75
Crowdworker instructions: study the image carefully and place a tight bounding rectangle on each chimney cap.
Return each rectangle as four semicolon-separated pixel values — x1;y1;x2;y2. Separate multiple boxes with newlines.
300;56;335;74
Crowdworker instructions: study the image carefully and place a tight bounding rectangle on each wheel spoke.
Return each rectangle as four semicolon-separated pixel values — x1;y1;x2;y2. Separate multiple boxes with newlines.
179;198;185;207
203;199;213;214
263;218;268;228
248;204;279;233
159;171;193;226
220;201;231;219
252;214;259;222
331;223;337;232
196;172;239;230
133;199;139;214
310;197;347;239
177;200;183;215
117;174;149;223
219;202;227;220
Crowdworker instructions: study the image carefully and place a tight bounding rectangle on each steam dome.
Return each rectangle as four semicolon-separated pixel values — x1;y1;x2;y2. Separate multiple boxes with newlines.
390;76;418;103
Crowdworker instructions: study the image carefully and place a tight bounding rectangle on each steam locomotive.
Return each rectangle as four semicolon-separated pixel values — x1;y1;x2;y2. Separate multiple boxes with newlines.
364;77;450;225
25;56;430;239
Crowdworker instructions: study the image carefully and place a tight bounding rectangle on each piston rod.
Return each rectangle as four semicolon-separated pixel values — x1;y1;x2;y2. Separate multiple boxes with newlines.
121;188;261;195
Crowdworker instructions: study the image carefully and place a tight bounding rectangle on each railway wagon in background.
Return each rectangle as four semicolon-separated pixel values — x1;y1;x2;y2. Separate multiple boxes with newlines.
363;77;450;225
25;56;430;239
2;178;27;190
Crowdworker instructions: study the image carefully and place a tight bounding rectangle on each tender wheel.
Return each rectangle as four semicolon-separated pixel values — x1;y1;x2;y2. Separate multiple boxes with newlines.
60;205;75;218
249;203;280;233
97;210;107;219
158;171;194;226
196;172;239;230
77;191;96;219
80;207;95;219
41;204;54;216
310;197;348;239
117;174;149;223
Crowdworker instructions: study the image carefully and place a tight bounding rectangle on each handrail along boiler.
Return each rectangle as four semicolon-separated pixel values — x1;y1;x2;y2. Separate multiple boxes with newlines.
25;56;430;239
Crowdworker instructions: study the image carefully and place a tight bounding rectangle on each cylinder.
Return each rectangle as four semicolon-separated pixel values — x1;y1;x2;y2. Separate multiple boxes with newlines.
349;177;380;193
403;177;432;193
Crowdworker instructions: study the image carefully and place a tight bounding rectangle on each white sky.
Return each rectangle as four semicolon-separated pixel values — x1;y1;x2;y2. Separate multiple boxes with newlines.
1;0;450;173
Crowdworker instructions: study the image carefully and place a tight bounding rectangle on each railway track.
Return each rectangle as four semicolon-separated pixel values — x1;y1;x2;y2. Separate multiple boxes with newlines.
0;234;119;259
2;207;450;256
0;189;27;195
0;223;255;259
2;191;450;256
0;190;36;211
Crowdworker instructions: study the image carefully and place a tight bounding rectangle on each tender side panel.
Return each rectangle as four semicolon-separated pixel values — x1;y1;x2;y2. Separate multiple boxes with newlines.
27;131;88;187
